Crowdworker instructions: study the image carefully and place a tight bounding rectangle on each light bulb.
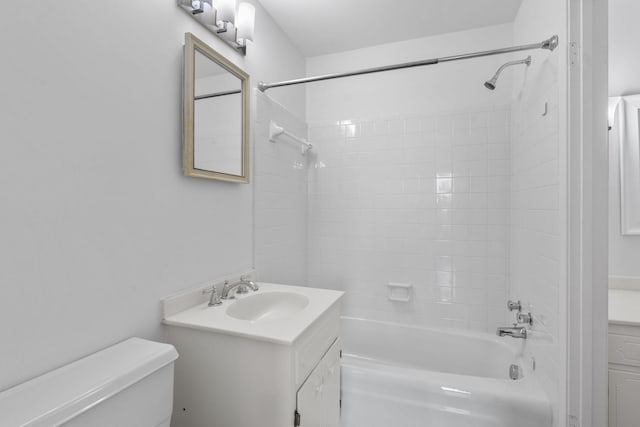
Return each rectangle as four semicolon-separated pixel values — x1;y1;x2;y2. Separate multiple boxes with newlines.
198;2;215;25
215;0;236;24
236;3;255;44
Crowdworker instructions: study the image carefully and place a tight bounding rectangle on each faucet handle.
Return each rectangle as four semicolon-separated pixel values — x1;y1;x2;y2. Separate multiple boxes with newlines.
517;312;533;325
507;300;521;312
203;284;223;306
209;287;222;306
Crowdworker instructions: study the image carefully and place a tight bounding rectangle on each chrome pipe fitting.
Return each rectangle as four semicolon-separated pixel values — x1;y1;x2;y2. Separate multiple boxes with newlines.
507;300;522;312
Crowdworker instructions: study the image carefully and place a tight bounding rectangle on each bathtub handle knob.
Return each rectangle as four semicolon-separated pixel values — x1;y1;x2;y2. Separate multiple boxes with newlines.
517;312;533;325
507;300;521;312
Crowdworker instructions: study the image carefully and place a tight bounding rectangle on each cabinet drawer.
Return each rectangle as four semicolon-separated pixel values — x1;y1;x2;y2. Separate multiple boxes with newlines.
610;333;640;368
295;309;340;386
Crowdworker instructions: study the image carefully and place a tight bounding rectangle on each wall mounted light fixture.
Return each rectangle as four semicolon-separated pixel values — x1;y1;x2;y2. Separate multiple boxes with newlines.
178;0;255;55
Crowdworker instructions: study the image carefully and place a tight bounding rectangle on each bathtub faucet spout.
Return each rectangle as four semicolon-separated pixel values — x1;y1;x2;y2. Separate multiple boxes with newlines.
496;325;527;339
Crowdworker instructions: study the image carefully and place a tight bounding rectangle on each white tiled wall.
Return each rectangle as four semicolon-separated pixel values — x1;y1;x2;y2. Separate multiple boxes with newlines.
307;107;511;333
509;74;560;417
509;0;566;424
253;91;309;285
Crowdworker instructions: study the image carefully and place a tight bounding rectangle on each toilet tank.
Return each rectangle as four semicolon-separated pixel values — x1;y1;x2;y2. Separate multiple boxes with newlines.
0;337;178;427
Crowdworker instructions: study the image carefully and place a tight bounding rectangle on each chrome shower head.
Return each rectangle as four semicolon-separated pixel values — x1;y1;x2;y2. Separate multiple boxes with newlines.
484;55;531;90
484;78;497;90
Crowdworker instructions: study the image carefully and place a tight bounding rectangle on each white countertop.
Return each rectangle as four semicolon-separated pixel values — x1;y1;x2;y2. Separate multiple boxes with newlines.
609;289;640;326
163;282;343;345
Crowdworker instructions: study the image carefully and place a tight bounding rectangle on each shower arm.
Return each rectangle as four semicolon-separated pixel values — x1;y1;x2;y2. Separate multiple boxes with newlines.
491;57;532;80
483;55;532;90
257;35;558;92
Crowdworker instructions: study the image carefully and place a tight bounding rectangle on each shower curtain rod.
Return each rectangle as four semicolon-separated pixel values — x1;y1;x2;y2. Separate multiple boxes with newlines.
257;35;558;92
195;89;241;101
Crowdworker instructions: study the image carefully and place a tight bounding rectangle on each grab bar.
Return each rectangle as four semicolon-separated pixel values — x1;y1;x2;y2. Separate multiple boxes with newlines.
269;121;313;155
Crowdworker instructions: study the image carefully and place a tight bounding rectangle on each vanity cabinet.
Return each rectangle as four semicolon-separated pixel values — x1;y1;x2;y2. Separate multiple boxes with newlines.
608;289;640;427
296;339;341;427
609;325;640;427
163;283;343;427
609;370;640;427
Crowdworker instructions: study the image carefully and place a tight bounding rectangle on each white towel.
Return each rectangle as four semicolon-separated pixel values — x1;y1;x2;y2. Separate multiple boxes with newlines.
617;94;640;235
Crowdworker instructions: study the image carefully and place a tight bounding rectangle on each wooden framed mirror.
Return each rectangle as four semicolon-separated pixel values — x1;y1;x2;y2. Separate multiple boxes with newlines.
183;32;250;183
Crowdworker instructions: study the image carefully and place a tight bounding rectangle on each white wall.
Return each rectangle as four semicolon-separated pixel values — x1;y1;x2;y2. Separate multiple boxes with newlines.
609;0;640;97
509;0;567;425
609;0;640;277
253;91;309;285
0;1;305;391
305;25;515;333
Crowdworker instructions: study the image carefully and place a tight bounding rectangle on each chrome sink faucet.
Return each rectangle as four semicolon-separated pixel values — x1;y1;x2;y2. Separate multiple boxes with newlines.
221;276;259;300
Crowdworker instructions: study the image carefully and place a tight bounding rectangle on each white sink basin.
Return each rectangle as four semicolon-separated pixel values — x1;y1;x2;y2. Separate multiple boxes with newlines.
226;291;310;322
163;282;344;344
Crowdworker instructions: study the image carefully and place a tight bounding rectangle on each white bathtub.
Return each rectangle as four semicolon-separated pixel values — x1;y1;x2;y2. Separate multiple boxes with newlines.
340;317;552;427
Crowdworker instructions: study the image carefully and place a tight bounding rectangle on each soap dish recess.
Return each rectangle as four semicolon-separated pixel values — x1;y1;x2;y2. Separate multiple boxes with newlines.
387;282;412;302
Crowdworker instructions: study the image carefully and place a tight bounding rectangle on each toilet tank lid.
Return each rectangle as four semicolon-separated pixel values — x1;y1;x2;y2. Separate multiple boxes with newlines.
0;337;178;427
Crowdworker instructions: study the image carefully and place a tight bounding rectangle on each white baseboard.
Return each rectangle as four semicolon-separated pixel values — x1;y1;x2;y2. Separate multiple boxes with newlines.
609;276;640;291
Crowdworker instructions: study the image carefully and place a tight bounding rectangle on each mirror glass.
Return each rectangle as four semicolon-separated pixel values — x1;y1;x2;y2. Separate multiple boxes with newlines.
614;95;640;235
184;33;249;183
